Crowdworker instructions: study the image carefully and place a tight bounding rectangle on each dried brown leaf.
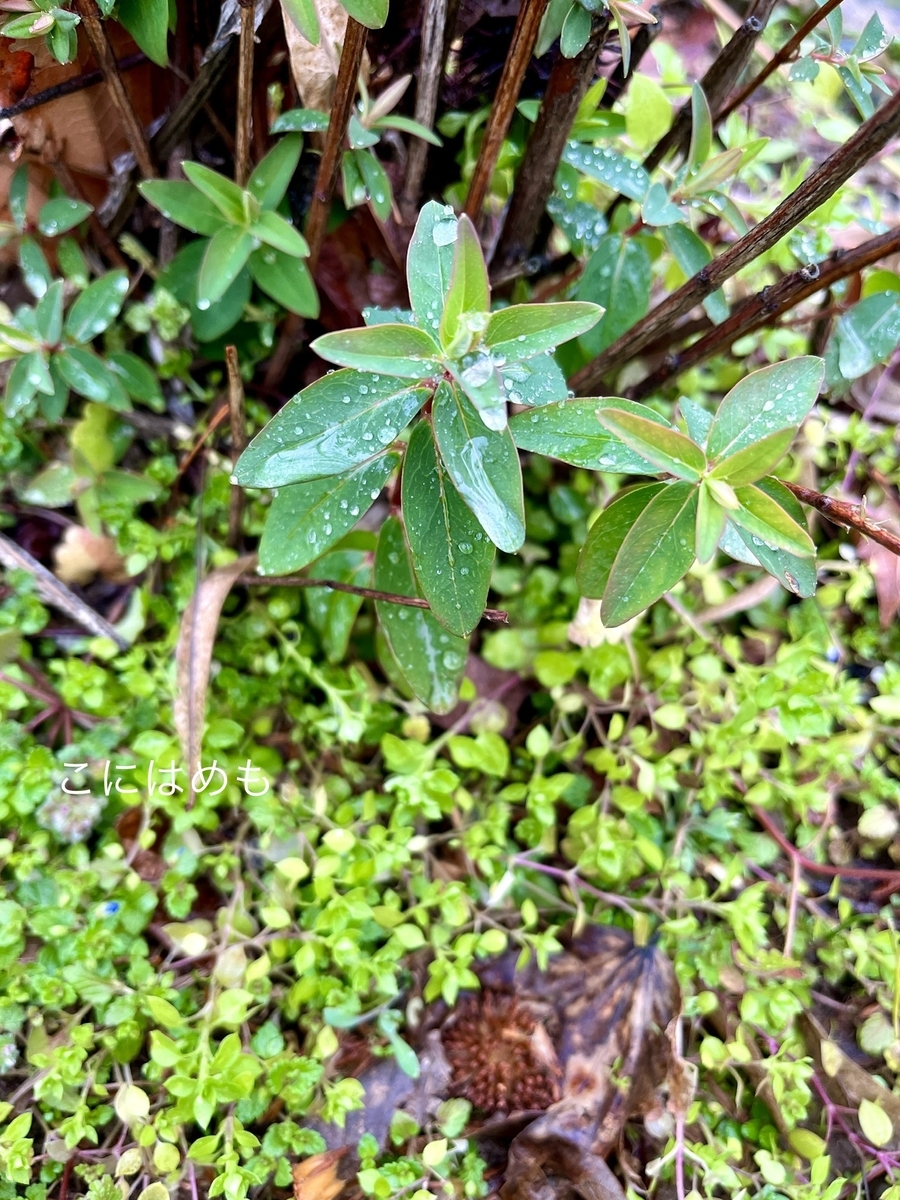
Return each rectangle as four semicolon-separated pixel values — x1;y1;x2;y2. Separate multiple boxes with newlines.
292;1150;349;1200
174;554;255;786
53;525;127;586
280;0;347;113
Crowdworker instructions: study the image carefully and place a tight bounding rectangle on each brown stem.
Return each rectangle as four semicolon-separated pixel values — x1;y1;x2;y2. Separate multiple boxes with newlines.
717;0;845;125
492;19;609;275
401;0;448;216
235;0;255;186
463;0;549;222
225;346;247;548
0;52;145;120
154;37;235;162
753;806;900;883
72;0;156;178
783;482;900;559
573;86;900;392
631;226;900;397
305;18;368;271
642;0;777;173
240;574;509;622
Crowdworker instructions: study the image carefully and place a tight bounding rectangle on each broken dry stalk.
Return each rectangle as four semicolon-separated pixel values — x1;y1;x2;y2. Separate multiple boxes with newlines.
573;85;900;391
235;0;256;185
72;0;156;178
305;18;369;270
401;0;448;216
492;19;609;274
225;346;247;548
463;0;550;221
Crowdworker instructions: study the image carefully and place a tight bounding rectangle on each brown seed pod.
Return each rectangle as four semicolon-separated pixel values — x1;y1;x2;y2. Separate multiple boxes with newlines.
441;991;561;1116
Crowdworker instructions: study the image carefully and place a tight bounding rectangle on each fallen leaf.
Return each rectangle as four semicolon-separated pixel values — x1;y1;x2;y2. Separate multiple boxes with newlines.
292;1149;350;1200
173;554;255;788
0;40;33;109
53;525;127;586
280;0;348;113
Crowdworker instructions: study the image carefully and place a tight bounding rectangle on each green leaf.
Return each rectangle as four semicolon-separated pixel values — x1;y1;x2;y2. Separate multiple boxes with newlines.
181;162;247;223
280;0;319;42
485;301;602;359
116;0;170;65
562;143;650;202
440;215;489;351
9;166;28;230
271;108;330;134
688;82;712;172
19;236;53;298
641;182;684;226
5;355;39;417
576;483;665;598
64;270;129;342
706;356;824;461
138;180;228;236
106;351;163;404
834;292;900;380
192;266;252;341
248;247;318;317
695;481;726;564
258;452;399;575
53;348;130;409
312;324;441;377
510;398;669;472
601;481;699;626
375;516;468;712
500;354;568;406
432;382;525;553
730;483;815;556
37;196;92;237
730;477;817;597
402;420;494;637
35;280;64;344
357;150;393;222
680;396;712;447
661;224;728;324
625;74;672;151
560;1;591;56
198;227;257;305
407;201;458;334
247;134;303;210
306;548;372;663
340;0;389;29
374;115;442;145
576;234;650;356
342;148;368;209
709;426;796;485
536;0;572;57
597;407;706;480
249;209;308;257
235;370;428;487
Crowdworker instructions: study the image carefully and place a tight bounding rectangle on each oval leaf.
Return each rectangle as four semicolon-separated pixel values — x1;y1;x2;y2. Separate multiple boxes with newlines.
139;180;228;236
247;134;303;210
248;247;319;318
707;356;825;462
64;271;129;343
312;324;442;378
485;301;603;359
235;370;428;487
511;398;670;472
440;215;489;350
249;209;308;258
432;381;525;553
730;482;815;556
402;420;494;637
730;477;817;596
198;227;257;305
407;201;458;334
182;162;247;222
576;483;665;598
597;407;706;480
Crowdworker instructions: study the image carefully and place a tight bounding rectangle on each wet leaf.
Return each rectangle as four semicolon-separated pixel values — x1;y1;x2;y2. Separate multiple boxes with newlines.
576;483;664;598
510;398;668;472
312;324;442;377
407;201;458;333
597;408;706;480
706;357;824;462
485;301;602;359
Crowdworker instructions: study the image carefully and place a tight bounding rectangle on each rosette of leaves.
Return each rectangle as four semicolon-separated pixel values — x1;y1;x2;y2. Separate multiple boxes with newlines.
536;0;655;64
139;136;318;342
235;201;602;710
273;75;441;223
510;356;825;627
0;0;171;66
791;11;892;120
0;258;161;421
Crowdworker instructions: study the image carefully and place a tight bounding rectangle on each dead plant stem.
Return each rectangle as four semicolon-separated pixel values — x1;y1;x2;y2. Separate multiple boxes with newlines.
235;0;255;186
225;347;247;548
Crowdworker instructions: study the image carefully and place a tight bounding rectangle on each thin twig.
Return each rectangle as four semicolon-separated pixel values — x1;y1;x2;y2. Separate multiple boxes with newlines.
717;0;845;124
0;53;145;120
753;806;900;884
463;0;550;221
401;0;448;216
235;0;255;186
305;18;368;271
72;0;156;178
239;573;509;622
783;482;900;558
631;226;900;396
225;347;247;548
573;85;900;391
492;18;609;274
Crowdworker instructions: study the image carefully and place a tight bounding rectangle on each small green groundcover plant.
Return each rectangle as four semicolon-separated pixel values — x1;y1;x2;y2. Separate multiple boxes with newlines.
235;201;824;711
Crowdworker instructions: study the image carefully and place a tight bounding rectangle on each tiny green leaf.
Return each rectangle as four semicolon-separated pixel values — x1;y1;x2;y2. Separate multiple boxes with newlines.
198;227;257;304
432;382;525;553
34;280;64;345
730;477;817;597
484;301;602;359
247;134;303;210
357;150;393;222
248;209;309;257
576;483;665;598
106;351;163;404
280;0;319;42
312;324;442;377
19;236;53;298
341;0;389;28
730;483;815;556
64;270;129;343
116;0;170;66
709;426;796;485
688;82;712;172
54;348;130;409
402;420;494;637
597;407;706;480
37;196;93;237
271;108;330;134
374;515;468;713
440;215;489;351
601;481;699;626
